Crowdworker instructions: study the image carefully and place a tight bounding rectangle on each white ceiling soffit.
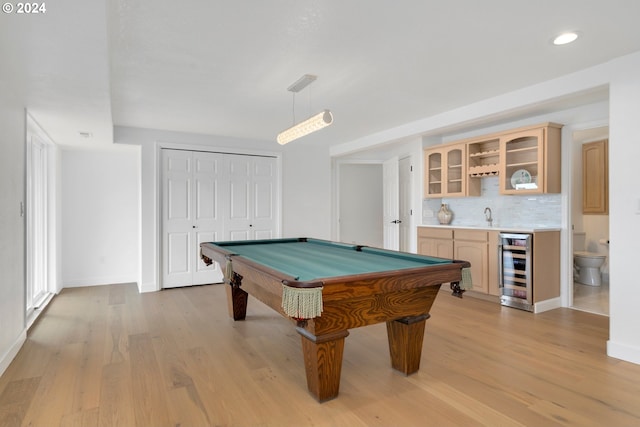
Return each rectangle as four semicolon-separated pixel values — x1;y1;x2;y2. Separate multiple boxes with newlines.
0;1;113;148
3;1;640;149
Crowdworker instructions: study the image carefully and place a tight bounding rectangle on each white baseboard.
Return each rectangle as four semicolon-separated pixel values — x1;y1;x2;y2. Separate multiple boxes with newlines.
139;281;158;293
607;340;640;366
62;275;137;288
534;297;562;313
0;329;27;377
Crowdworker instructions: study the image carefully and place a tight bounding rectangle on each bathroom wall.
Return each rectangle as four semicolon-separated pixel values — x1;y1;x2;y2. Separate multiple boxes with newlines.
422;176;562;228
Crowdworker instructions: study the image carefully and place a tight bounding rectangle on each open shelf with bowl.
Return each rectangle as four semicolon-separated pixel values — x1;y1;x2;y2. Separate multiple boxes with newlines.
499;124;562;194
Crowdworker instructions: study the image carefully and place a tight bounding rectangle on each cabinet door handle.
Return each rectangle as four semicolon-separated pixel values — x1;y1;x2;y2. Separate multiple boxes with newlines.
390;220;402;224
497;244;503;288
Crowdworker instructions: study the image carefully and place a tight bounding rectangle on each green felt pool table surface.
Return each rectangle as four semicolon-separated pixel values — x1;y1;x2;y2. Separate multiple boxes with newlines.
209;237;452;282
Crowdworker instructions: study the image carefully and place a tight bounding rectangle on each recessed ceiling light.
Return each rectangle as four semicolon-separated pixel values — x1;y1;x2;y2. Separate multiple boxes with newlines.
78;131;93;138
553;32;579;45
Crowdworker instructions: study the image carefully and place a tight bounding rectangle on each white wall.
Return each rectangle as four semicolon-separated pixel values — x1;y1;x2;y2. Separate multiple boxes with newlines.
281;142;333;240
61;148;139;287
338;163;383;247
0;102;26;376
607;52;640;364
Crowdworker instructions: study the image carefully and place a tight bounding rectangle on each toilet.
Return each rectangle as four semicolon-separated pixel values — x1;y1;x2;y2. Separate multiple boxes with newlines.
573;232;607;286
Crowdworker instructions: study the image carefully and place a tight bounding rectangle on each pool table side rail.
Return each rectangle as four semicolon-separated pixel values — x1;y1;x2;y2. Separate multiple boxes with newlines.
317;260;469;300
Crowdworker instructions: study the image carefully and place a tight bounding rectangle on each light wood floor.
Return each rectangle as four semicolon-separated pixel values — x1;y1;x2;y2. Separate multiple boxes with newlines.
573;281;609;316
1;283;639;427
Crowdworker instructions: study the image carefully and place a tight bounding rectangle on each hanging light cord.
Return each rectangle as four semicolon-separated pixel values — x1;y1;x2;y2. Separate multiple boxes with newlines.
291;92;296;125
290;87;314;126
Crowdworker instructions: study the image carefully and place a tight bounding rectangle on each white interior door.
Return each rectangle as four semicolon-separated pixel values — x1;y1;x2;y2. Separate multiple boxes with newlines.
163;150;195;288
226;155;252;241
226;154;279;241
192;152;225;285
399;156;413;252
383;157;400;250
163;150;224;288
249;156;278;240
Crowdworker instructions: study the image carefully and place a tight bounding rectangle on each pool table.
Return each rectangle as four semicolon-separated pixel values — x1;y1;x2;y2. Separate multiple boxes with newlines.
200;238;470;402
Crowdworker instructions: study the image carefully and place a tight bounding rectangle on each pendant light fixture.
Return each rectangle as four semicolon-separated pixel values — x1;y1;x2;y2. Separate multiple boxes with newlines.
277;74;333;145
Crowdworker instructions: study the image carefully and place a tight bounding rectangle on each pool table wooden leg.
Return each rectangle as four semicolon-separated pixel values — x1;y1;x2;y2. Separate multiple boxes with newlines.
386;314;430;375
296;327;350;402
225;282;248;321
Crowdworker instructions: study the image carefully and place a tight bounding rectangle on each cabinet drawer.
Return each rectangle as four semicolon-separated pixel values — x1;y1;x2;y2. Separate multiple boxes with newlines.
418;227;453;239
454;229;488;242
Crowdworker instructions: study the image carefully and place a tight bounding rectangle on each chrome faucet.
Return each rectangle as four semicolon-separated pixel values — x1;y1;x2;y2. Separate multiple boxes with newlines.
484;207;493;227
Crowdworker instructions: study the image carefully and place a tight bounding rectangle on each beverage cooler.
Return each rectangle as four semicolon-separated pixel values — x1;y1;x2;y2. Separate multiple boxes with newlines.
498;233;533;312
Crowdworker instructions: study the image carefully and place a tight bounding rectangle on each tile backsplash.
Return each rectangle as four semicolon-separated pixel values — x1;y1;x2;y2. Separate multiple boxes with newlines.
422;177;562;228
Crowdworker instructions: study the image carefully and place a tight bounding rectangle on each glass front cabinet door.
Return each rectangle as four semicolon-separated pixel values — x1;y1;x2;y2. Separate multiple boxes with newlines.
424;143;466;198
499;124;562;195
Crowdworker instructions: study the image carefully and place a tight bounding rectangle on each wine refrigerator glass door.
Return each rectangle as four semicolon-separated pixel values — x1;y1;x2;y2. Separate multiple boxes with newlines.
499;233;533;311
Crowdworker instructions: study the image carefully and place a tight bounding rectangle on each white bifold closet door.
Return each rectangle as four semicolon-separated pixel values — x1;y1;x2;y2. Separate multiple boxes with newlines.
162;149;279;289
226;154;278;241
162;150;225;288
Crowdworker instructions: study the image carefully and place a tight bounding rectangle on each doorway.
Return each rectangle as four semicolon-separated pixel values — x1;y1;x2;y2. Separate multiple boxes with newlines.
337;156;413;250
571;126;609;315
338;162;383;247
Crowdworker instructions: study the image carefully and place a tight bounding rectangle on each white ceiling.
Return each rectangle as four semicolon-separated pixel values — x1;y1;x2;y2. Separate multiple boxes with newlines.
3;1;640;150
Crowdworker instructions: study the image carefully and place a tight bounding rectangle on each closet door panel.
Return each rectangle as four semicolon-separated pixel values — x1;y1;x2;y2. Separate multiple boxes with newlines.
194;230;219;277
228;181;250;220
167;232;191;275
194;154;218;221
229;229;251;241
251;157;278;239
253;181;274;219
192;152;225;285
227;155;252;239
166;156;191;221
163;150;194;287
